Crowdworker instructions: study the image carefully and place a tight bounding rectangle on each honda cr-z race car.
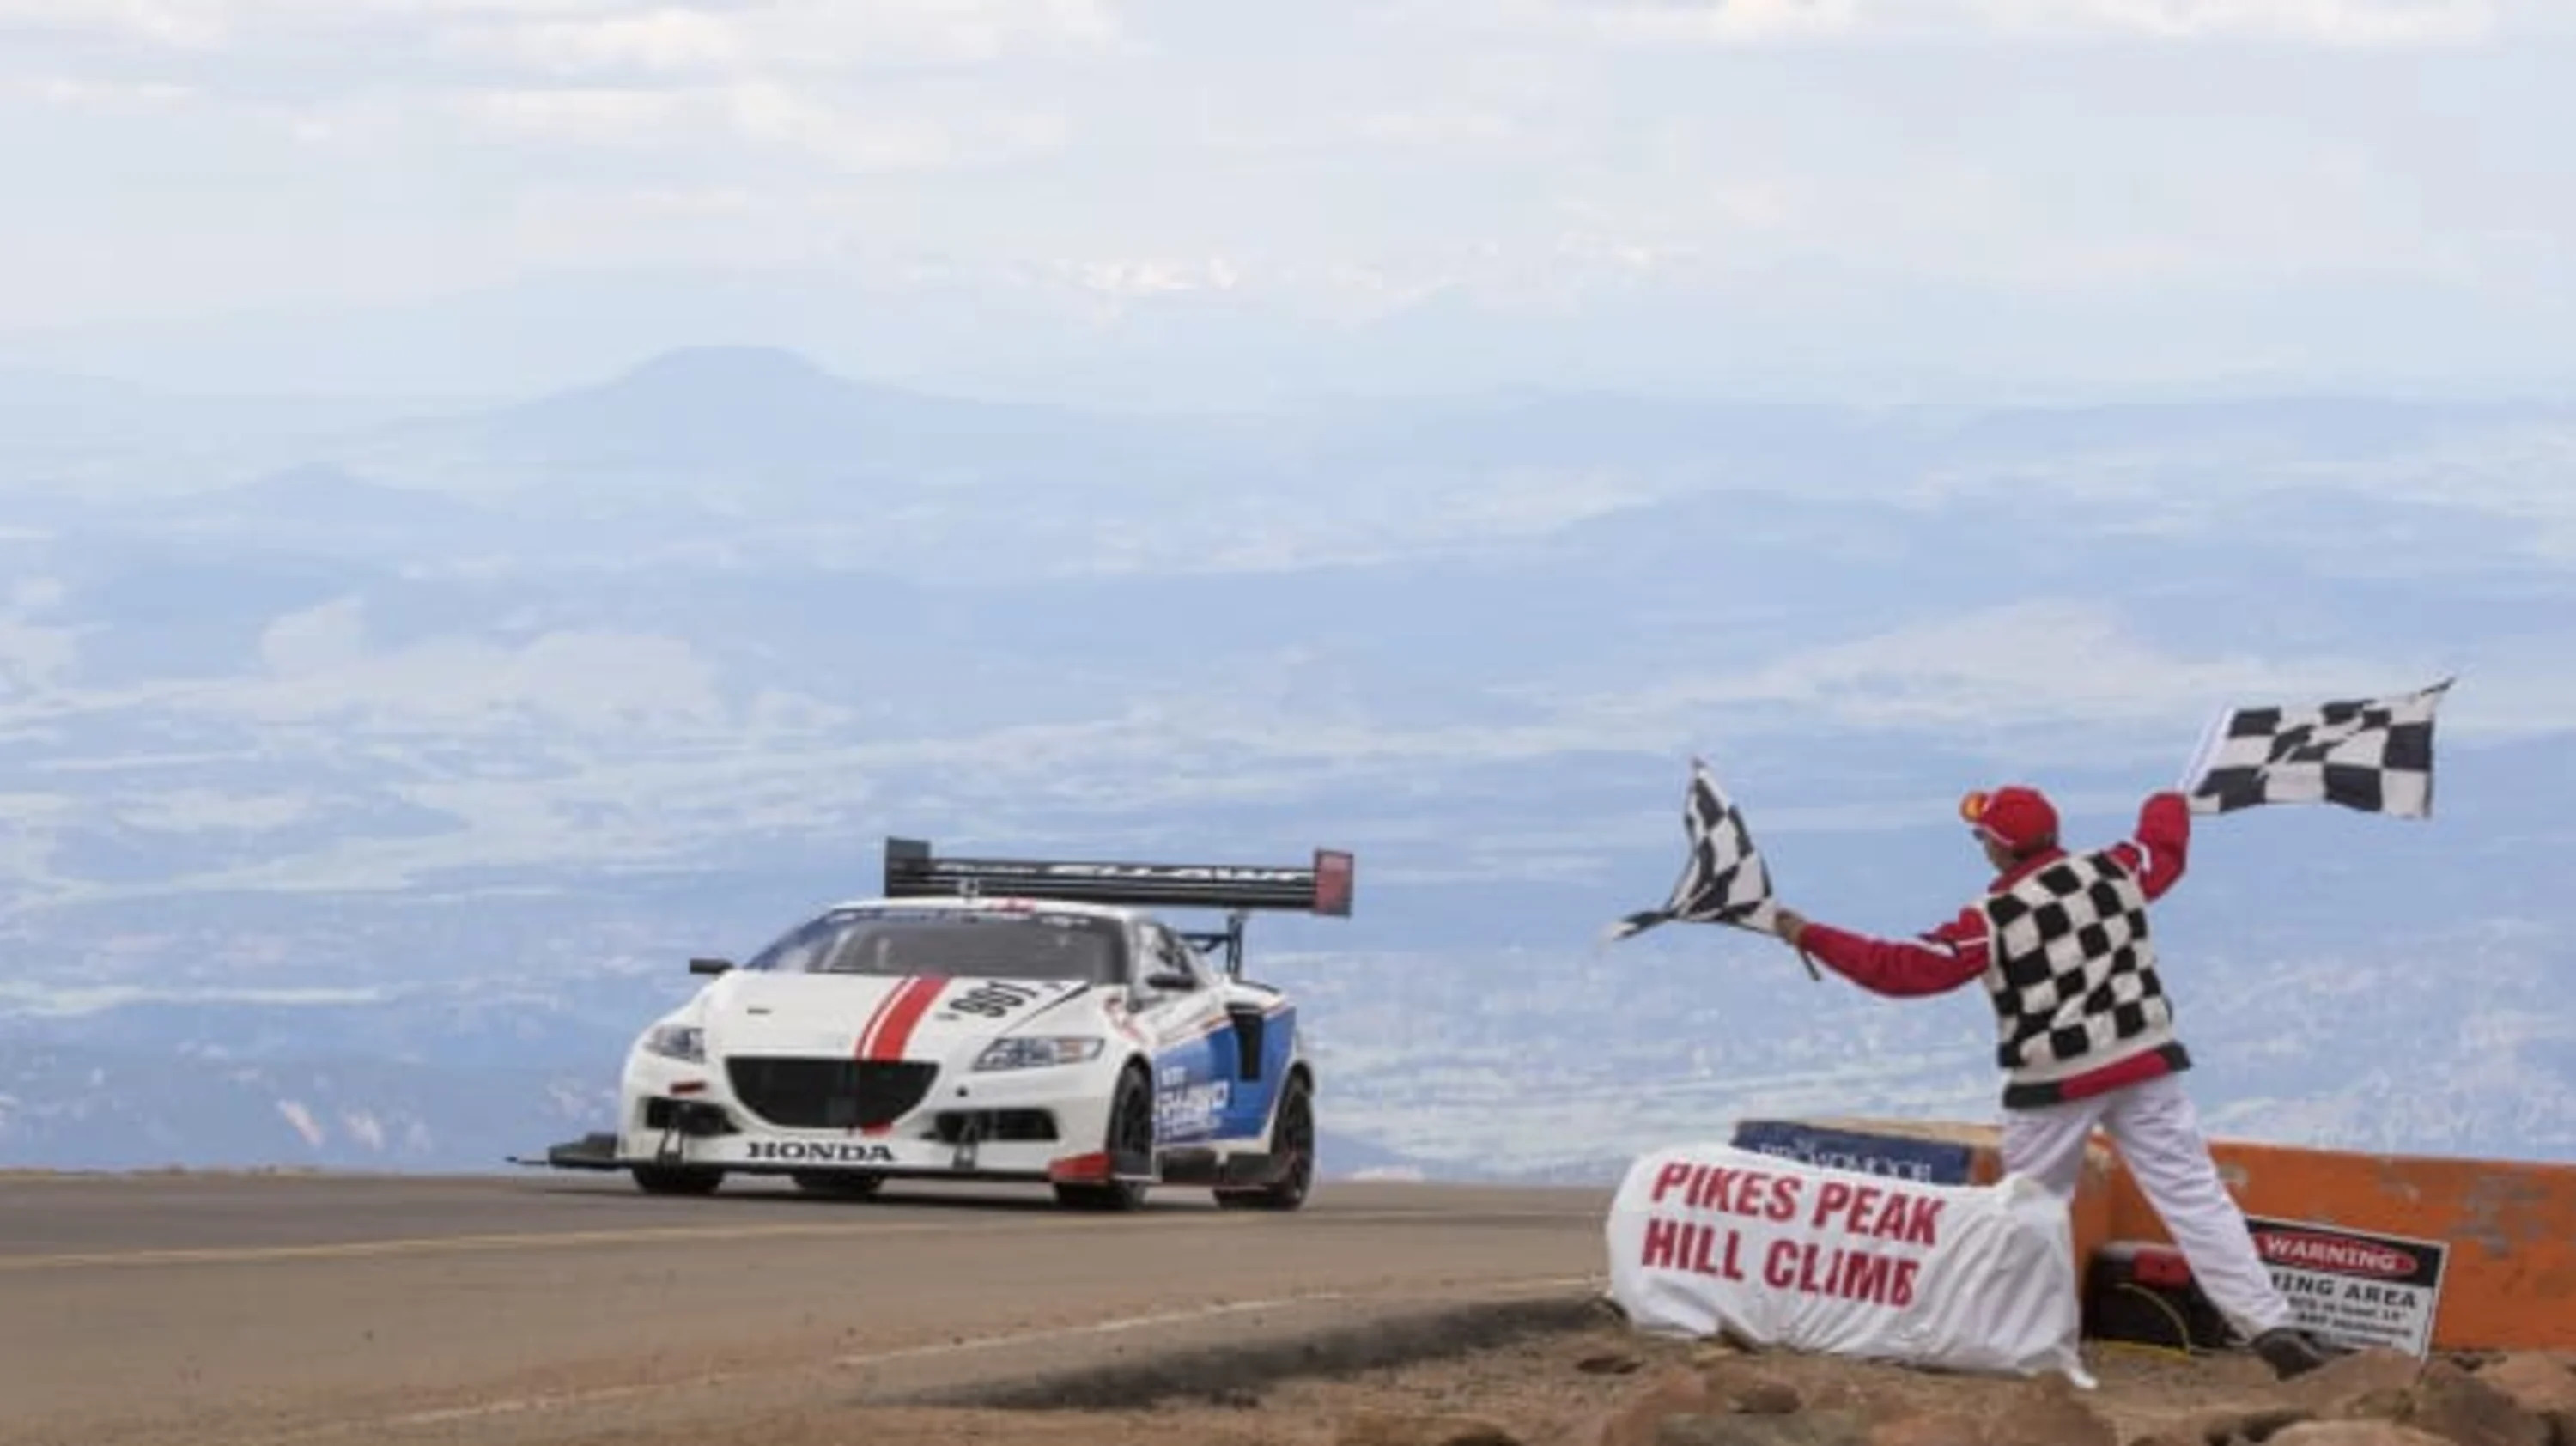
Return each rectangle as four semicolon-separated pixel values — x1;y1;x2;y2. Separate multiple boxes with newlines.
528;836;1353;1211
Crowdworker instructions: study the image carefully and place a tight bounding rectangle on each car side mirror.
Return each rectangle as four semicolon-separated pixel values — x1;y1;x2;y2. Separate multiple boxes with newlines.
1144;969;1196;992
689;957;733;975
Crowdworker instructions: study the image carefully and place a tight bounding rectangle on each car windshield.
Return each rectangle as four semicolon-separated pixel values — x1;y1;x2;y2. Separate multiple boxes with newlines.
740;908;1127;984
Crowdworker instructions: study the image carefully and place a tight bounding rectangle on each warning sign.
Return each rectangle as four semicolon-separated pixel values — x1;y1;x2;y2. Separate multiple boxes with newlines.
2245;1215;2448;1356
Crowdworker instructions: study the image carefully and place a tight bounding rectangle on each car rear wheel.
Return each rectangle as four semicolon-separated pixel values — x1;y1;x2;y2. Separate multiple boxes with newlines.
630;1164;724;1195
1054;1065;1154;1212
1216;1073;1313;1212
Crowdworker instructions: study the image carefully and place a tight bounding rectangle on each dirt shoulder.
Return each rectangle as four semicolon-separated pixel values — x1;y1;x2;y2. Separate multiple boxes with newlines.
517;1295;2571;1446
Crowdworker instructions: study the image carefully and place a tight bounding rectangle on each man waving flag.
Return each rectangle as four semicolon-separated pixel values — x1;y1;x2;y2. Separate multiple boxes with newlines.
2178;678;2453;819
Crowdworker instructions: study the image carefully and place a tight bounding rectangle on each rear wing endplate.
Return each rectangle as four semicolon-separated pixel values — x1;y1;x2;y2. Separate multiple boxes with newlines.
882;837;1354;917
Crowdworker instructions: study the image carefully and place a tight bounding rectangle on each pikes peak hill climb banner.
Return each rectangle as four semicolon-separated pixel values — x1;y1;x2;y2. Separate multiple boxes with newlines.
1604;1142;2089;1383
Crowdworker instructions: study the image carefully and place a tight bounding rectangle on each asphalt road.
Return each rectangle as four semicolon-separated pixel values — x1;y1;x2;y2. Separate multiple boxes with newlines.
0;1171;1614;1446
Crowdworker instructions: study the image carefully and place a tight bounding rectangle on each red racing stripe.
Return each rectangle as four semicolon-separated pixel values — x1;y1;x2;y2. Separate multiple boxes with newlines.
860;977;947;1063
850;980;908;1060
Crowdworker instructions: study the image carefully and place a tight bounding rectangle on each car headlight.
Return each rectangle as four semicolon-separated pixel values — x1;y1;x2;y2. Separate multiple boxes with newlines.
974;1036;1104;1071
644;1024;705;1063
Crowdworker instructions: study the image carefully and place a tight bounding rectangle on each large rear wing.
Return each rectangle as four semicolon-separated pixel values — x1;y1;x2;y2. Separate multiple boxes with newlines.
882;836;1354;917
881;836;1353;976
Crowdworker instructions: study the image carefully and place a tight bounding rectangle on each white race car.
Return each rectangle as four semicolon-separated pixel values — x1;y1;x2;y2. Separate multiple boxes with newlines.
531;836;1354;1211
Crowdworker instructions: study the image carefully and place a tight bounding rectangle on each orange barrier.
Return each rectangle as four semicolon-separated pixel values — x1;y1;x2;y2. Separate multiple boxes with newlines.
2103;1138;2576;1354
1730;1116;2576;1352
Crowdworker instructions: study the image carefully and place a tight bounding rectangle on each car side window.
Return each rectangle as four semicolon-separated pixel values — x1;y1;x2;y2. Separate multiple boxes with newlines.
1146;926;1202;991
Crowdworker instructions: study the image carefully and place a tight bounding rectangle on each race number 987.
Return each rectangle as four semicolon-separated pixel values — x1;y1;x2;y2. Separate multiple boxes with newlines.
948;983;1041;1018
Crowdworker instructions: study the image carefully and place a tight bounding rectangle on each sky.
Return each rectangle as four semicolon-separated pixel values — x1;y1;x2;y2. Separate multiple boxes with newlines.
3;0;2573;402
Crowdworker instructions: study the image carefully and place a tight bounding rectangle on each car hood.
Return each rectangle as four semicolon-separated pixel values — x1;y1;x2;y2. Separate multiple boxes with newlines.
694;971;1099;1061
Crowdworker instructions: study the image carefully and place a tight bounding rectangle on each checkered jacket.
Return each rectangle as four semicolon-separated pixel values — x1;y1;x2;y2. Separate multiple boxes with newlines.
1976;847;2179;1103
1793;792;2197;1109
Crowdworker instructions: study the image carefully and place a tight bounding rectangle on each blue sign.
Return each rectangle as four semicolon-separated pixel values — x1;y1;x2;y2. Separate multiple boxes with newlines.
1729;1119;1978;1187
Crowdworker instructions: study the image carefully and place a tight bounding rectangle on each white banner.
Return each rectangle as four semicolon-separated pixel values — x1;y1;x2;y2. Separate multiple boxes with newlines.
1603;1141;2090;1384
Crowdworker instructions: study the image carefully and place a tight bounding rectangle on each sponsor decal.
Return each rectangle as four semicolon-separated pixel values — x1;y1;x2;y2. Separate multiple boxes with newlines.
1730;1121;1976;1187
942;981;1043;1020
1019;862;1311;884
2245;1215;2448;1357
1154;1071;1230;1137
744;1139;896;1165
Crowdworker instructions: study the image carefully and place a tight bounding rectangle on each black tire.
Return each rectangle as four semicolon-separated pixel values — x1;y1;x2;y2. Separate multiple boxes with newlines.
1215;1073;1314;1212
790;1171;884;1200
629;1163;724;1196
1054;1065;1154;1212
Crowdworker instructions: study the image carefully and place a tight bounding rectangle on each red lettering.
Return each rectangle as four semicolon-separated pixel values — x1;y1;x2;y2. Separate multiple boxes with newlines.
1685;1165;1717;1210
1729;1170;1771;1217
1865;1192;1906;1240
1650;1162;1691;1203
1795;1241;1826;1294
1766;1176;1801;1222
1841;1250;1892;1303
1642;1216;1681;1270
1688;1166;1727;1211
1812;1180;1852;1228
1764;1238;1797;1291
1847;1184;1882;1236
1905;1197;1944;1246
1891;1258;1919;1309
1687;1224;1749;1280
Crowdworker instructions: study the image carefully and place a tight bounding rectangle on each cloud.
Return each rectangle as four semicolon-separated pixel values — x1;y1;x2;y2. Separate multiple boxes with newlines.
440;0;1124;77
1527;599;2562;758
234;595;739;732
1495;0;2500;46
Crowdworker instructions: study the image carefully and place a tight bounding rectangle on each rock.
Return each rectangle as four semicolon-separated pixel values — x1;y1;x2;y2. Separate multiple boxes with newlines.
1655;1409;1875;1446
1866;1412;1991;1446
1732;1382;1804;1415
1801;1379;1920;1426
2285;1351;2433;1417
2270;1425;2466;1445
2180;1405;2321;1443
1584;1369;1718;1446
1983;1373;2117;1446
1336;1412;1525;1446
2475;1354;2576;1420
2398;1359;2553;1446
1582;1352;1649;1376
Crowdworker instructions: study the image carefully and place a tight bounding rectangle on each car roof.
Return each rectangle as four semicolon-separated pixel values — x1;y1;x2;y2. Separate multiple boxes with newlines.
815;895;1152;924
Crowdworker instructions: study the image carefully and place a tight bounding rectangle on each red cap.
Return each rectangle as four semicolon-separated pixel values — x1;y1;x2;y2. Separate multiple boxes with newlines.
1959;785;2058;855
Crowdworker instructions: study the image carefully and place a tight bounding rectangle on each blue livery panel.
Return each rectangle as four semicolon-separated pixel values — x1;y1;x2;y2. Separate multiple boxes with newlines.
1211;1003;1294;1141
1150;1003;1297;1147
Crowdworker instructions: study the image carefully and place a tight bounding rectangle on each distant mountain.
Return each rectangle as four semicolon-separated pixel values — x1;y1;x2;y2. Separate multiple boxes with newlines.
3;363;2572;1180
325;345;1192;501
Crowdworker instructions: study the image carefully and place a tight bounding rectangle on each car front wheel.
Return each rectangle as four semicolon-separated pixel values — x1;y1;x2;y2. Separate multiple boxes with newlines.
1054;1065;1154;1212
630;1164;724;1196
1216;1073;1313;1212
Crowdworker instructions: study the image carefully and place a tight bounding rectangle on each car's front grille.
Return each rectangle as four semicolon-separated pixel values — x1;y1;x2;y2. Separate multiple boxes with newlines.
726;1058;938;1130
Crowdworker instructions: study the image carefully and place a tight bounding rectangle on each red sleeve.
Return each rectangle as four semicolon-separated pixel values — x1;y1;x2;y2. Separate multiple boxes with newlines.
2105;790;2190;900
1796;908;1990;997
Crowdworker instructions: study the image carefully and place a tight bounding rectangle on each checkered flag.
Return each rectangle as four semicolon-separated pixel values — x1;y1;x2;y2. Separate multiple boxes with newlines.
1607;758;1813;975
2178;678;2453;819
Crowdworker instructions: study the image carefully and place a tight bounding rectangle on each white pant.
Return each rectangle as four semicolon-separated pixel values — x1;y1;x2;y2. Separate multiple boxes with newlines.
2002;1072;2294;1339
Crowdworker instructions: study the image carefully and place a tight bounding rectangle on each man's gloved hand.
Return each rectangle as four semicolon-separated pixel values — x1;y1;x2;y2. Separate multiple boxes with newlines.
1770;907;1809;947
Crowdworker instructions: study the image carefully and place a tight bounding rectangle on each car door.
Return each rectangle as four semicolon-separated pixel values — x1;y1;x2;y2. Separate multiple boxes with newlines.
1133;923;1233;1145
